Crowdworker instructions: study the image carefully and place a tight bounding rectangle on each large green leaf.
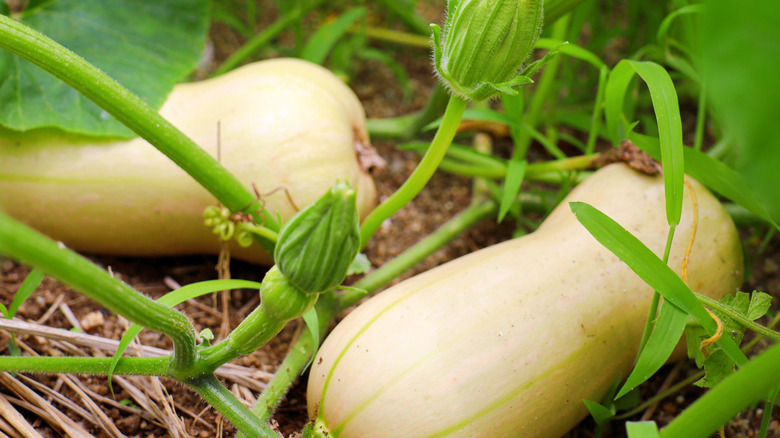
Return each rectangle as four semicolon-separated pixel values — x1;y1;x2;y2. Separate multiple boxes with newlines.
700;0;780;225
0;0;209;137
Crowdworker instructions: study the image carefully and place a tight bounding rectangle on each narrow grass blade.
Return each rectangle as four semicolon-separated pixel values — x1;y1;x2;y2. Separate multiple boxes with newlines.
604;61;636;145
301;7;366;65
630;133;780;231
535;38;606;69
616;299;687;399
569;202;747;367
498;160;527;222
659;342;780;438
625;60;684;227
109;279;263;391
8;267;44;318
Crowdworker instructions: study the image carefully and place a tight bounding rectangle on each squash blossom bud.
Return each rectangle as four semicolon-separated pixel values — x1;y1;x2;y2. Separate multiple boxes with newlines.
274;182;360;294
432;0;544;101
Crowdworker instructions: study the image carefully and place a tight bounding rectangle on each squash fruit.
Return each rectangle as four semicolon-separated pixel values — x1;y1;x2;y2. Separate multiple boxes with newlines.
307;163;743;438
0;58;378;264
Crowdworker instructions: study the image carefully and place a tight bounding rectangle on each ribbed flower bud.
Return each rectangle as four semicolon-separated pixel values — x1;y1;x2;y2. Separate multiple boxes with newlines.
432;0;544;101
274;182;360;294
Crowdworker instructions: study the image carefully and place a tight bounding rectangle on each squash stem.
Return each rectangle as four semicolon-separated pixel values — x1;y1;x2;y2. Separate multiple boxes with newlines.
359;95;468;248
187;375;280;438
0;15;279;245
0;355;170;376
0;212;199;371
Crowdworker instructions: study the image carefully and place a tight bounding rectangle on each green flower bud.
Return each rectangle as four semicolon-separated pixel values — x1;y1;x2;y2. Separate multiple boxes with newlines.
274;182;360;294
432;0;544;101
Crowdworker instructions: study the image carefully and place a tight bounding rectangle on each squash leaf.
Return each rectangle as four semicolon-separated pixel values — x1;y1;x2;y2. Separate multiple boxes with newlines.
685;291;773;388
0;0;210;137
700;0;780;226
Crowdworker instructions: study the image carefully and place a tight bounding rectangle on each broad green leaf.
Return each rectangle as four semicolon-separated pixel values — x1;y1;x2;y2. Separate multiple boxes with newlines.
701;0;780;226
616;299;687;399
627;421;660;438
0;0;210;137
630;133;780;231
7;267;43;318
108;279;262;392
301;7;366;65
498;160;527;223
569;202;748;367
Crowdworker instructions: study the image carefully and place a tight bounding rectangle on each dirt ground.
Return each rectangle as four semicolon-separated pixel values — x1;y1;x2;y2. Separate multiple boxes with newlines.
1;2;779;437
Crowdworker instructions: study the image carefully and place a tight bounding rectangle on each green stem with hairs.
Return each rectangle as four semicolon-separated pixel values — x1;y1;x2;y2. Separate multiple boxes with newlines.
188;375;280;438
359;95;467;247
0;15;279;241
695;294;780;342
0;356;170;376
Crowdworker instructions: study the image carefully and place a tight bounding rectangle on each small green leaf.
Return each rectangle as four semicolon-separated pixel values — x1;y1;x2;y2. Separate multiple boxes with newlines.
626;421;660;438
584;399;616;425
747;291;772;321
198;328;214;346
301;307;320;373
0;0;210;137
347;253;371;276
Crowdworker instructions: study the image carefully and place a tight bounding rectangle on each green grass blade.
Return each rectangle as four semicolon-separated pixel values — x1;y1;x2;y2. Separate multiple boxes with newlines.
569;202;747;367
659;342;780;438
616;299;687;399
630;133;780;231
301;7;367;65
604;61;636;145
8;267;44;318
535;37;605;69
497;160;527;223
624;60;684;227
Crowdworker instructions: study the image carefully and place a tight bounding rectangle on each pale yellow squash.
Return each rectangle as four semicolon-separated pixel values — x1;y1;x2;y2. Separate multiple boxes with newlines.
307;163;743;438
0;58;377;264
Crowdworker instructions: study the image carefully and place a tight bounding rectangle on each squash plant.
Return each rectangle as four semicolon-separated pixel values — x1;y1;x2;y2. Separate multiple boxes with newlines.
0;0;779;437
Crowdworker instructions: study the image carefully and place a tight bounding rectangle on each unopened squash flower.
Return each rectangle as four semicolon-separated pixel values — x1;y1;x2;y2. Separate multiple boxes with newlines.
274;182;360;294
432;0;544;101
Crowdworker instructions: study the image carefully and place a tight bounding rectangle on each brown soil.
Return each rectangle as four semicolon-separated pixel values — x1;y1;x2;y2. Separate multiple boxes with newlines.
1;2;779;437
